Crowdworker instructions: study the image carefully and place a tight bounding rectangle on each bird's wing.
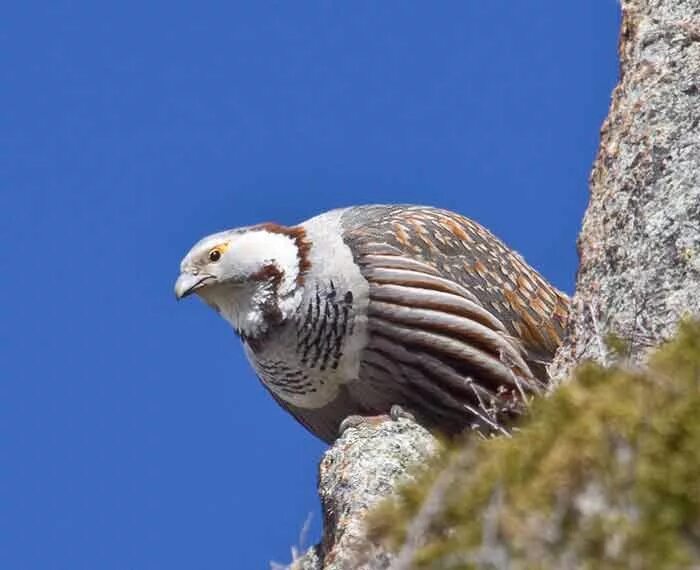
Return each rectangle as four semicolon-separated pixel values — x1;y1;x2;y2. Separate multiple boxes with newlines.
339;206;569;428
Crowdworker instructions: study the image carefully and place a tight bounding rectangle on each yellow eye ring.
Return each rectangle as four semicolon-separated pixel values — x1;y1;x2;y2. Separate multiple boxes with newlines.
208;248;222;262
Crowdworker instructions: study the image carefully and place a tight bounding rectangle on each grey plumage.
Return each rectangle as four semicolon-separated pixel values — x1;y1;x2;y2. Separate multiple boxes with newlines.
175;205;569;442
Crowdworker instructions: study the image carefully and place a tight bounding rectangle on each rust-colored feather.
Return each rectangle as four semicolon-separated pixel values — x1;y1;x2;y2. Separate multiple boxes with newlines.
341;205;569;386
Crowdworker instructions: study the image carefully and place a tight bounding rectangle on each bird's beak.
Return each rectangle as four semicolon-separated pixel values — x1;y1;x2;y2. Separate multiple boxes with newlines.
174;272;216;300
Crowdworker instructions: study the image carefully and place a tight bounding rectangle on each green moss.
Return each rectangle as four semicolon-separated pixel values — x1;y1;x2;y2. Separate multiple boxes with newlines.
604;332;632;358
368;321;700;569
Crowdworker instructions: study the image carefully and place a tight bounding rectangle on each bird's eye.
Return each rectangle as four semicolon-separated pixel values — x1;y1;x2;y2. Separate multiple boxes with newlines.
208;249;222;262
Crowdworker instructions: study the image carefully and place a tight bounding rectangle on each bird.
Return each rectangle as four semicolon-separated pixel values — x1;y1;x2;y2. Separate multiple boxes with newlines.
175;205;569;443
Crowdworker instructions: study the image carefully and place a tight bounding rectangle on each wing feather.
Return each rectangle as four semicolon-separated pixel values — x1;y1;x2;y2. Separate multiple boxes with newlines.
339;205;569;431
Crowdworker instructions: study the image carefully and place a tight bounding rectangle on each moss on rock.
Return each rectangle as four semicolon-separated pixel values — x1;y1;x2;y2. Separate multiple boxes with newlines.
368;321;700;569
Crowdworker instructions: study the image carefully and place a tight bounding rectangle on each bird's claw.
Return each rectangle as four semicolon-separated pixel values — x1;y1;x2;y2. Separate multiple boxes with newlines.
338;414;373;435
338;405;417;436
389;404;416;422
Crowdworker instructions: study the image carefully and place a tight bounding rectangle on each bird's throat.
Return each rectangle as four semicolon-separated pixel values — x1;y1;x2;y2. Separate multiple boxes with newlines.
202;279;302;342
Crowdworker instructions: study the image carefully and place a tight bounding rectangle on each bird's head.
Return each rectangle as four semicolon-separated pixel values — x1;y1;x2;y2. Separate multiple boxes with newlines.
175;224;310;337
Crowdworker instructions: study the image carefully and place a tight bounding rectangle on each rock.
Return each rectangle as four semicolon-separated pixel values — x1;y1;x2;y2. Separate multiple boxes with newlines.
288;418;439;570
551;0;700;378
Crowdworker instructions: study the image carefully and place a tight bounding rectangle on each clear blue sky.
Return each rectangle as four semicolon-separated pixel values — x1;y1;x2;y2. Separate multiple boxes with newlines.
2;3;619;568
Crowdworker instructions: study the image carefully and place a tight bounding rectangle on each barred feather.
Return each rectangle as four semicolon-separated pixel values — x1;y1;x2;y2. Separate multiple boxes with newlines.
340;205;569;434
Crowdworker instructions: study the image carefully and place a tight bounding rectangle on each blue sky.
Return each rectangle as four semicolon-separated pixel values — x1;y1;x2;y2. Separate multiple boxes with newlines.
2;3;619;568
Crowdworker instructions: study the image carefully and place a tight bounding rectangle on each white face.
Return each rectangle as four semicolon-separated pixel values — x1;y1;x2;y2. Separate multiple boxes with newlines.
174;227;303;332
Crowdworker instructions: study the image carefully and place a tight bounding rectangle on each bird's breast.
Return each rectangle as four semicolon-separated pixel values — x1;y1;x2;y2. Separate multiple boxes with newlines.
245;280;368;409
245;209;373;409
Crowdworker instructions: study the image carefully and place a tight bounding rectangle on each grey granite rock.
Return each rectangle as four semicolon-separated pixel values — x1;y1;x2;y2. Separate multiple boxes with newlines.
552;0;700;378
285;419;439;570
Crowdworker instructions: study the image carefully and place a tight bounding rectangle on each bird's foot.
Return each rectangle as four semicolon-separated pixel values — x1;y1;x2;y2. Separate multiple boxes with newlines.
389;404;416;422
338;405;417;436
338;414;385;435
